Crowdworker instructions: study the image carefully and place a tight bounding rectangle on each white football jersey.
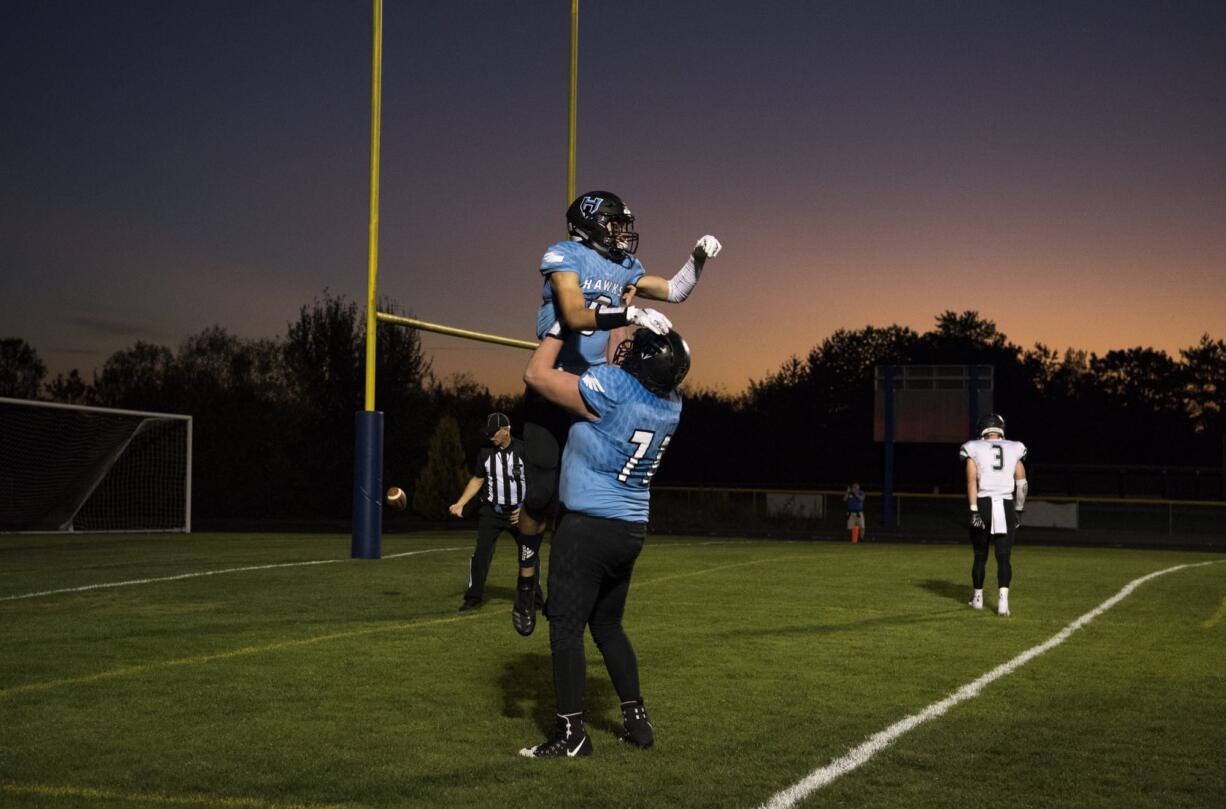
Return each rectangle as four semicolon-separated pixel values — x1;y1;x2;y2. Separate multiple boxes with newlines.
960;439;1027;498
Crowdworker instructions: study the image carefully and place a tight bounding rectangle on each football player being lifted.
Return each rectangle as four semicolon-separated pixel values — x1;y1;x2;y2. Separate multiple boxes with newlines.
512;191;720;637
960;413;1028;616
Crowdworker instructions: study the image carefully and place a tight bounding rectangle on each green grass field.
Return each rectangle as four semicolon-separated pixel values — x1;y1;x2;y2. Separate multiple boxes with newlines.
2;532;1224;809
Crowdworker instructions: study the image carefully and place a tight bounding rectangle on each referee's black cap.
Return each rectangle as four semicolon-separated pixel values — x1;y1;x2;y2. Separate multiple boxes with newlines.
481;412;511;436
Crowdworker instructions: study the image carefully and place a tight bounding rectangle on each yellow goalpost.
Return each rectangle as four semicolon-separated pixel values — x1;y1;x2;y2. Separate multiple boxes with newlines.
353;0;581;558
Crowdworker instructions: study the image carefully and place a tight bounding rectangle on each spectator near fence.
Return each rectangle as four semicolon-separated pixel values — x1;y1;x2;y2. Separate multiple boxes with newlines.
845;482;866;543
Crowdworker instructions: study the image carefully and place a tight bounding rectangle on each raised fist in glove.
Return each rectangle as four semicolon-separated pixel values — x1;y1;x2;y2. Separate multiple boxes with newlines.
693;235;722;261
627;306;672;335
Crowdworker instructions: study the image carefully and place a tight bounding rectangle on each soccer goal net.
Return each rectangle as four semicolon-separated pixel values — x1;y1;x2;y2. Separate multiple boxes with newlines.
0;397;192;533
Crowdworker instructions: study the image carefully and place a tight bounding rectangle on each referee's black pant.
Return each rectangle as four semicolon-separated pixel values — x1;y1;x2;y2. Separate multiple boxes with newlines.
463;503;520;603
545;511;646;716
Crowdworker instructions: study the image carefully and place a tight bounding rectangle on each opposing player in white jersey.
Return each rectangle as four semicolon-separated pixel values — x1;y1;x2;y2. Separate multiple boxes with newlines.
960;413;1028;616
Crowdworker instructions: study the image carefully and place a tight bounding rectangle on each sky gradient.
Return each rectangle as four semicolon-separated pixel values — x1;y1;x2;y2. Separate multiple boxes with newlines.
3;1;1224;396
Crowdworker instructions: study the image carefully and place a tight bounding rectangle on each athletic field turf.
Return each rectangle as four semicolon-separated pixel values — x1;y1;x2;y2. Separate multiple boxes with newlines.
2;532;1223;808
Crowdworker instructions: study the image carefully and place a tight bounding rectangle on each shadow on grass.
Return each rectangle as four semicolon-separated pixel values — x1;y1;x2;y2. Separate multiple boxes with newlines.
409;584;519;604
481;584;517;604
498;651;620;737
918;578;968;604
719;608;961;639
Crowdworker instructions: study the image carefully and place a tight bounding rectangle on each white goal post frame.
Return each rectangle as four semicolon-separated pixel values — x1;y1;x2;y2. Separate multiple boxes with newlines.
0;397;193;534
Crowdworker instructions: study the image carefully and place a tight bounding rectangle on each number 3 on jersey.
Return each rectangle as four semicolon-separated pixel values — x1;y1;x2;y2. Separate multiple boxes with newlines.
619;429;673;485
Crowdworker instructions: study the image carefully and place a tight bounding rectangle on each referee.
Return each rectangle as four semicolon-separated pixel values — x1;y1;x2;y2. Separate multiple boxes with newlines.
449;413;539;615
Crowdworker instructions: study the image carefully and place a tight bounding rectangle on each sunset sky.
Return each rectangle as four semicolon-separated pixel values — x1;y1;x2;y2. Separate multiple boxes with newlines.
3;1;1224;396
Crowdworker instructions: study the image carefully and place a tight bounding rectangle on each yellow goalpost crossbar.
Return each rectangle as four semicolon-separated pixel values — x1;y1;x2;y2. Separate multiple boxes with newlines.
375;312;536;351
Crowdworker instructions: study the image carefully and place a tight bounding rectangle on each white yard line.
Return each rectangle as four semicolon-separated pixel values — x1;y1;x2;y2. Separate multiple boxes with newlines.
0;547;467;602
0;540;732;603
757;559;1225;809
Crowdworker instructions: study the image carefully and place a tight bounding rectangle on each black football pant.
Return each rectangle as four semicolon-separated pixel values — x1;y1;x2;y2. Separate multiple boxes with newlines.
521;388;572;516
463;504;519;603
545;511;646;716
969;496;1015;589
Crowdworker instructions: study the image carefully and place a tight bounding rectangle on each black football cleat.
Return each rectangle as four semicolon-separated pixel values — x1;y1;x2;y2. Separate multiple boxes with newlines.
619;699;654;749
458;598;482;613
512;585;537;636
519;714;592;758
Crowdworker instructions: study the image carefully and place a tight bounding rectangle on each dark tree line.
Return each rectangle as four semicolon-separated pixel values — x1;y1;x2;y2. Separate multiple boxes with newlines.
4;304;1224;519
3;293;510;522
666;311;1226;494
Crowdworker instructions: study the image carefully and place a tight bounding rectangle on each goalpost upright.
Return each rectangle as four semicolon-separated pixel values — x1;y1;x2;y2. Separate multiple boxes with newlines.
352;0;385;559
353;1;581;558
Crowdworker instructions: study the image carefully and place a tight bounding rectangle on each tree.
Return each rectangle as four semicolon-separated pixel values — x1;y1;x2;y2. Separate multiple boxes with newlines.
0;338;47;399
1182;334;1226;434
174;326;300;519
1091;348;1184;415
376;298;435;511
45;369;92;404
281;292;367;516
92;341;176;410
412;416;468;519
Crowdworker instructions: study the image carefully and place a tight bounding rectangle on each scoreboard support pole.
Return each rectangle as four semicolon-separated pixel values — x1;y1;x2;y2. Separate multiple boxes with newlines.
882;365;896;530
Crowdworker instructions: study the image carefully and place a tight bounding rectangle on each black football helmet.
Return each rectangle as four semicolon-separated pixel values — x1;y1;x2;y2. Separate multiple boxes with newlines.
614;328;691;395
566;191;638;260
977;413;1006;438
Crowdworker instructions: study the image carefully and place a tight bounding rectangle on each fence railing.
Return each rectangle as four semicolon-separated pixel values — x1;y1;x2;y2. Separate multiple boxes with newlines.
649;486;1226;550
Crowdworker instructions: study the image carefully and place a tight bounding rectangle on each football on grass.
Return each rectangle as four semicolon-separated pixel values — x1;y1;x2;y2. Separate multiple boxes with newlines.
386;487;407;510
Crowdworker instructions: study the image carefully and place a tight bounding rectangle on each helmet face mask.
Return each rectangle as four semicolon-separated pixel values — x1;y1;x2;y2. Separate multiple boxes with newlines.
567;191;638;260
614;328;690;395
977;413;1006;438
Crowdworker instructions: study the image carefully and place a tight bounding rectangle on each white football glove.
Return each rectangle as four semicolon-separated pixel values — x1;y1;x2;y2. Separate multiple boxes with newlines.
693;235;722;261
626;305;672;335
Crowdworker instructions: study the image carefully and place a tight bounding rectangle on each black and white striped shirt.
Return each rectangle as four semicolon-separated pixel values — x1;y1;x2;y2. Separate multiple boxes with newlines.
473;438;526;511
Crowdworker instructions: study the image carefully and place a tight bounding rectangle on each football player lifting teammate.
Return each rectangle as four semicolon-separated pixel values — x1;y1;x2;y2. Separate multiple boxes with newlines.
512;191;721;636
519;324;691;757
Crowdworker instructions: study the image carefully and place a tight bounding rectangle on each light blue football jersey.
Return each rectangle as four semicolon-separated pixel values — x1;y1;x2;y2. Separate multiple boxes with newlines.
536;240;646;373
559;364;682;523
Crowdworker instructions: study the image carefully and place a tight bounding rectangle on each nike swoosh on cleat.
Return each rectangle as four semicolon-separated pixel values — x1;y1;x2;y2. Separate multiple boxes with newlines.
566;742;585;757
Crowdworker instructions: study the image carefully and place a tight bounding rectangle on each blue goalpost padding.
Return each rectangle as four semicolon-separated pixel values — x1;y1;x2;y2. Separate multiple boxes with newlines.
352;410;384;559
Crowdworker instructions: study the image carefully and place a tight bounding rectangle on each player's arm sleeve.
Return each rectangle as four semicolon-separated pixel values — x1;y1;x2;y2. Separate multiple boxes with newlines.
1013;445;1028;507
632;275;668;300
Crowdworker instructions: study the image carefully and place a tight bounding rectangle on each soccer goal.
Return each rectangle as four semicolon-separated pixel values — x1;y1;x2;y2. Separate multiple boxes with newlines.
0;397;192;534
